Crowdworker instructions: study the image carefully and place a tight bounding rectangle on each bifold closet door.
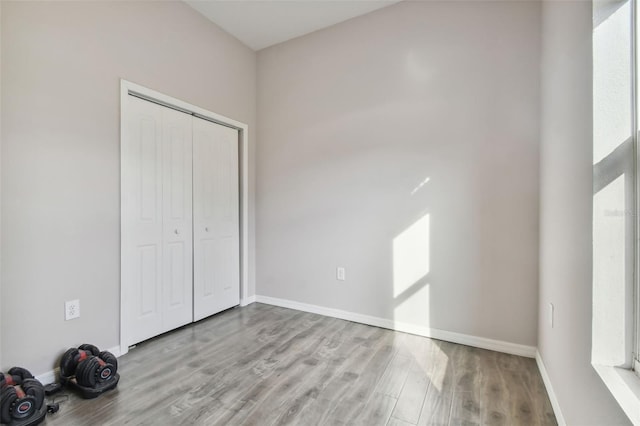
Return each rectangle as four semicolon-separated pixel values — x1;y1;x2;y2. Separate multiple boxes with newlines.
123;96;193;345
193;117;240;321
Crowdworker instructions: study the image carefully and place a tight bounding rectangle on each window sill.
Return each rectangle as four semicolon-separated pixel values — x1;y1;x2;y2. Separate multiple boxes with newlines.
593;364;640;423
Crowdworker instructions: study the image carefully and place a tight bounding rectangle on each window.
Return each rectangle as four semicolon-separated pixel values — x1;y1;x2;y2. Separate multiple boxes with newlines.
592;0;633;370
592;0;640;422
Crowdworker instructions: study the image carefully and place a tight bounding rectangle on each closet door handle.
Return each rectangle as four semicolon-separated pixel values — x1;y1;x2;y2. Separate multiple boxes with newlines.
174;229;180;235
205;227;209;233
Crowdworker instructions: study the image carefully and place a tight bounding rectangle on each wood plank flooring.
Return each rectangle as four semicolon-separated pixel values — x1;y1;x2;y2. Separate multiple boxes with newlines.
43;303;556;425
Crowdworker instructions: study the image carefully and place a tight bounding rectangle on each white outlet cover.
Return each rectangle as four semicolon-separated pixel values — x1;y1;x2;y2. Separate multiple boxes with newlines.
65;299;80;320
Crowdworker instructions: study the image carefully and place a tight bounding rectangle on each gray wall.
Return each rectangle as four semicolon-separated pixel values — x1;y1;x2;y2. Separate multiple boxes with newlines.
256;1;541;346
0;1;256;375
538;0;630;424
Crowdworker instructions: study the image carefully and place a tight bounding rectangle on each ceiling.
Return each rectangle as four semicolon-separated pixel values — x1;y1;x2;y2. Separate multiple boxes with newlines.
184;0;402;51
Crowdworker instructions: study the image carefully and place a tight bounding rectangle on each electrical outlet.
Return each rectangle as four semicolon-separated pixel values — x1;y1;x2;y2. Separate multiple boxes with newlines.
65;299;80;321
337;267;346;281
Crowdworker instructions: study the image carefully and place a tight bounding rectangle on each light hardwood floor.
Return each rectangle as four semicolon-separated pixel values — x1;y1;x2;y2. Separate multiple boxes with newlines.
44;303;556;425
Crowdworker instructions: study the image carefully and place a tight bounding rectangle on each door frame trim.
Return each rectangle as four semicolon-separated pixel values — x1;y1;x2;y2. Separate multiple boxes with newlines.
119;79;251;356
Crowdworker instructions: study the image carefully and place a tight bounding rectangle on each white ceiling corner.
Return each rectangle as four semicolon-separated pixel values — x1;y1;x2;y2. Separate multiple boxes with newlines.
184;0;402;51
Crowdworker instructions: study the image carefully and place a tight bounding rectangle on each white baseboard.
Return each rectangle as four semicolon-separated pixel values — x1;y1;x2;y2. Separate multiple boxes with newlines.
35;345;122;385
241;295;256;306
108;345;122;358
536;350;566;426
255;295;537;358
35;369;57;386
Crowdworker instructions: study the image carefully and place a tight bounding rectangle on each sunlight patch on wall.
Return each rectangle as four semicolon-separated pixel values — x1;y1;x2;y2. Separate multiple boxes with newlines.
393;214;430;298
410;176;431;196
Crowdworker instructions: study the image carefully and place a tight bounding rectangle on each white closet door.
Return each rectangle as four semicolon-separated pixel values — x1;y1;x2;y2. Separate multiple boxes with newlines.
160;106;193;332
123;96;193;345
123;96;164;345
193;117;240;321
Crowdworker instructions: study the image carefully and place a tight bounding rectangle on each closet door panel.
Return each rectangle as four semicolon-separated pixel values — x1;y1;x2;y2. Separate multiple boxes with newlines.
161;107;193;330
193;118;240;321
123;96;165;344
